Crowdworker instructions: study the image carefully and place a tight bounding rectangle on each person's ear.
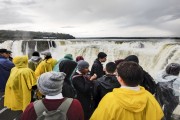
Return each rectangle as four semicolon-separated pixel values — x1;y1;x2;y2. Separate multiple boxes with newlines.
117;75;124;85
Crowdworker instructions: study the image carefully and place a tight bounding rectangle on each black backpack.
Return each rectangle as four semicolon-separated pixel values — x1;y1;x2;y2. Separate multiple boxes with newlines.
155;78;179;120
33;98;73;120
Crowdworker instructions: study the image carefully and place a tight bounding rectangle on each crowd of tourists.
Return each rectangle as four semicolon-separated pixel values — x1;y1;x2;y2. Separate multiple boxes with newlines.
0;48;180;120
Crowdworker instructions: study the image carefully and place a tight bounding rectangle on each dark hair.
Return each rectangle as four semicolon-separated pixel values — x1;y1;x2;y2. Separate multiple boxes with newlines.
98;52;107;59
44;55;52;60
114;59;125;66
166;63;180;76
32;51;40;57
124;55;139;64
106;62;116;74
117;61;143;87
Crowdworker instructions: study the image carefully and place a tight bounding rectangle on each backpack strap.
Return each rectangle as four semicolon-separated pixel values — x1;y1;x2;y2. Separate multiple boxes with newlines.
72;74;83;79
33;100;48;117
57;98;73;113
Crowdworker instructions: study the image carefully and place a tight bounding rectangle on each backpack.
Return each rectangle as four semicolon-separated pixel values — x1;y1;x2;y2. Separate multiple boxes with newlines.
33;98;73;120
155;79;179;108
140;71;157;94
155;79;179;120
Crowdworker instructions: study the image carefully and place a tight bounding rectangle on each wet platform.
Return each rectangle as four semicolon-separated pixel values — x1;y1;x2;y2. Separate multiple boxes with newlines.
0;93;22;120
0;92;179;120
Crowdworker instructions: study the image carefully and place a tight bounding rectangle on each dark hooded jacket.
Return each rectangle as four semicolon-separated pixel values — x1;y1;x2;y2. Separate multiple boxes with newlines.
90;59;105;79
93;74;120;107
59;59;77;98
0;56;14;92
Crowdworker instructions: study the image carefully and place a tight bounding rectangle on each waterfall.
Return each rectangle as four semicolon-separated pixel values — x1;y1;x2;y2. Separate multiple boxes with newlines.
25;42;29;56
35;41;37;51
11;40;24;57
0;39;179;77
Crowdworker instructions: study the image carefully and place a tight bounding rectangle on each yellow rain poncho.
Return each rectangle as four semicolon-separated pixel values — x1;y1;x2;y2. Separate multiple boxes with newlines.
4;56;36;111
91;86;164;120
35;58;57;78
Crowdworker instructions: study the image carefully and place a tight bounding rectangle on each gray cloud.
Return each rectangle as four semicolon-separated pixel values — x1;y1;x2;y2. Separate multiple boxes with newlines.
0;0;180;36
0;0;36;24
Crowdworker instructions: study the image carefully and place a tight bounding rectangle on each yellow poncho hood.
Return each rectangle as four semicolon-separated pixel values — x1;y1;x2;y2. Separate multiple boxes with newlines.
113;87;148;112
35;58;57;78
13;56;28;68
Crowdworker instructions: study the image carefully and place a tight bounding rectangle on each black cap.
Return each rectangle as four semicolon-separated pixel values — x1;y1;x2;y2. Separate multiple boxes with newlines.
0;49;8;53
7;50;12;54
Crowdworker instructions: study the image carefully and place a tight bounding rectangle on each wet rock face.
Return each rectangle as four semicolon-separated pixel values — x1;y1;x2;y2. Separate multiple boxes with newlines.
22;40;56;57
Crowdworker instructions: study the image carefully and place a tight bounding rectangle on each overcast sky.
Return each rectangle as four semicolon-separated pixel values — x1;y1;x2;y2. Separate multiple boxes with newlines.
0;0;180;37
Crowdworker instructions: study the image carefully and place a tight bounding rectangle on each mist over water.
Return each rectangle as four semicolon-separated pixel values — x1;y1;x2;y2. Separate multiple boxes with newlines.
0;39;179;78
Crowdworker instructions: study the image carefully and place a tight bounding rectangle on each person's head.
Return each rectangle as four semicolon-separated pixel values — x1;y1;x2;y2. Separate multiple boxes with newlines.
166;63;180;76
37;71;66;96
124;55;139;64
105;62;116;74
97;52;107;62
116;61;143;87
32;51;40;57
77;60;89;74
6;50;12;58
41;51;52;59
13;56;28;68
114;59;125;66
0;48;9;58
76;56;84;62
59;60;77;81
64;54;73;60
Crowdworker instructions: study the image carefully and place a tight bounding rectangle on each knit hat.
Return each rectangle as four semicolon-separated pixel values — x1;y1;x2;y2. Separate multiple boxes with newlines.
37;71;66;96
98;52;107;59
76;56;84;62
166;63;180;76
64;54;73;60
77;60;89;71
124;55;139;64
41;51;51;57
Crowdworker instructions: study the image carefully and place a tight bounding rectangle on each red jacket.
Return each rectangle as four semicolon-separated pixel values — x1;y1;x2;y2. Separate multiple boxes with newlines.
21;98;84;120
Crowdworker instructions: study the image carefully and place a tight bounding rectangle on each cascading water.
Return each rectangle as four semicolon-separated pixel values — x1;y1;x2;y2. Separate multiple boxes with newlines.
0;39;179;77
0;39;180;118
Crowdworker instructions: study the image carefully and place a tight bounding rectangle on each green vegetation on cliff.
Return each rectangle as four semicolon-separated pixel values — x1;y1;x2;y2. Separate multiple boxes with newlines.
0;30;75;40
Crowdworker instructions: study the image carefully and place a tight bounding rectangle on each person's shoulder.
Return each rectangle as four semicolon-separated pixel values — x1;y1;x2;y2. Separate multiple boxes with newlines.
102;91;114;99
144;90;159;104
23;102;35;112
71;99;82;107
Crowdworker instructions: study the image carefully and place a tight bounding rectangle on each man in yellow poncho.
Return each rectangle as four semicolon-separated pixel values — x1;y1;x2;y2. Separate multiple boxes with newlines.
35;51;57;78
90;61;164;120
4;56;37;111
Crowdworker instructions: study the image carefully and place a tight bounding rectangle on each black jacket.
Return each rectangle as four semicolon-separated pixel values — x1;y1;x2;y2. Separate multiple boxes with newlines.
93;74;120;108
90;59;105;79
72;72;94;120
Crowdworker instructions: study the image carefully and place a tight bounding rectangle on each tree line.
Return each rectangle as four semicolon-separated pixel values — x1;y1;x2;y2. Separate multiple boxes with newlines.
0;30;75;40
